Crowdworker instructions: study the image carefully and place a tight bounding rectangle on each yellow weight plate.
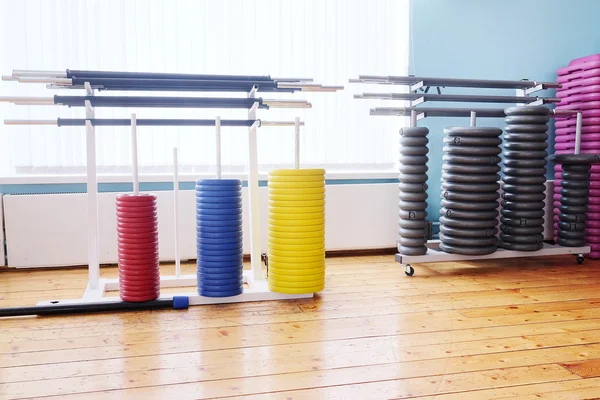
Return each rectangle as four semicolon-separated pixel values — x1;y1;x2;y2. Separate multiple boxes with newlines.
269;265;325;276
268;277;324;288
268;175;324;183
269;205;324;214
268;271;324;282
268;187;325;195
269;199;325;208
269;224;325;233
269;231;324;239
269;193;325;201
269;235;324;245
268;254;325;263
268;218;325;227
269;283;324;294
268;211;323;220
268;242;324;252
269;168;325;176
268;181;324;189
269;247;324;257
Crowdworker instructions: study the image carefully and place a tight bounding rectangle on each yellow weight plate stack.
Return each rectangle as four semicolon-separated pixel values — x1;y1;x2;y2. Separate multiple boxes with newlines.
267;168;326;294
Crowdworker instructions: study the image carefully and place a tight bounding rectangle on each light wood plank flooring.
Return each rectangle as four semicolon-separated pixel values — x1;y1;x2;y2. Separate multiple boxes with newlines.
2;255;600;399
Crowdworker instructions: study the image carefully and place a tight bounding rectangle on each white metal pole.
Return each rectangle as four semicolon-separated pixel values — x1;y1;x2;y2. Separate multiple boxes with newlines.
215;116;222;179
575;112;583;155
84;84;99;290
173;147;181;278
294;116;300;169
248;85;263;282
470;111;477;127
131;114;139;195
410;110;417;127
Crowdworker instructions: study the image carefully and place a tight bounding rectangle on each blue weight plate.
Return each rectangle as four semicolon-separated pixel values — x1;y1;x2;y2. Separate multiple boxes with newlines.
197;253;243;262
197;237;243;245
197;205;242;213
196;185;241;193
198;288;243;298
196;219;242;227
196;198;241;205
198;231;243;239
197;210;243;217
198;242;243;252
196;179;241;185
195;190;241;198
197;225;243;234
196;215;242;224
197;272;243;281
198;249;243;258
198;283;243;292
196;261;243;269
195;201;243;209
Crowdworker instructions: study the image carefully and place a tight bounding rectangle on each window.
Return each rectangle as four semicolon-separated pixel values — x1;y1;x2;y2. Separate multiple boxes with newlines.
0;0;409;181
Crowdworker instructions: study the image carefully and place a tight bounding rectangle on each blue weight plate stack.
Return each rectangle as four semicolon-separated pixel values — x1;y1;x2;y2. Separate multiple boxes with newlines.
196;179;244;297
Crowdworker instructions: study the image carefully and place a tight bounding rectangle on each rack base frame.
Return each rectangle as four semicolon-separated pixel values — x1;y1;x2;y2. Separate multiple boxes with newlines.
396;240;589;276
36;270;312;307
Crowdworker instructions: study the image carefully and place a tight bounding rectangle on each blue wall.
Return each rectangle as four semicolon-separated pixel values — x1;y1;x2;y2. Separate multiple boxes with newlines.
410;0;600;217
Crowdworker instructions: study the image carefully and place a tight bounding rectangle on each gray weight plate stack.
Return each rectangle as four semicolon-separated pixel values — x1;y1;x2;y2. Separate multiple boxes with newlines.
499;106;550;251
549;154;599;247
439;126;502;255
398;127;429;256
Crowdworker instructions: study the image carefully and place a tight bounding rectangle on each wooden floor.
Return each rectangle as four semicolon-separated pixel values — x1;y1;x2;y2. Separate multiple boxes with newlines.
2;255;600;399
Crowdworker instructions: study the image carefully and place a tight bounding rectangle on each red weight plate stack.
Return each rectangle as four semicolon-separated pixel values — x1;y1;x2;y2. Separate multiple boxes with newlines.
116;193;160;302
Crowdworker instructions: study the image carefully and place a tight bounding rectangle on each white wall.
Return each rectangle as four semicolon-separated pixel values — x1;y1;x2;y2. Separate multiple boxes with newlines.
3;183;399;268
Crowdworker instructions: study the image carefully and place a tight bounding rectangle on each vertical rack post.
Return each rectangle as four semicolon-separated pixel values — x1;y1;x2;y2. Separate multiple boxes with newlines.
173;147;180;278
215;116;222;179
575;112;583;155
294;116;300;169
131;114;139;194
410;110;417;128
470;111;477;127
84;82;100;291
247;85;263;282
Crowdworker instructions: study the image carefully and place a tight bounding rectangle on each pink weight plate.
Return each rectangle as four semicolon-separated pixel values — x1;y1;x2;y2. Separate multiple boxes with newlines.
556;115;600;128
586;228;600;236
567;54;600;66
586;252;600;259
588;204;600;213
587;219;600;228
587;235;600;244
556;125;600;135
557;68;600;83
554;133;600;143
592;181;600;189
554;141;600;151
587;212;600;220
557;85;600;98
591;197;600;205
560;77;600;90
557;101;600;110
557;93;600;105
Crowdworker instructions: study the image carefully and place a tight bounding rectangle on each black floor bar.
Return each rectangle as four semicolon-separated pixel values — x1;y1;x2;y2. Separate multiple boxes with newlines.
352;75;561;90
69;77;283;92
370;107;507;118
356;92;559;104
53;95;268;109
55;118;260;127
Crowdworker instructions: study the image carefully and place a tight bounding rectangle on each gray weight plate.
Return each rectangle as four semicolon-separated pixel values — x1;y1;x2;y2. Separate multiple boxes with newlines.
398;227;427;238
503;150;547;159
439;216;498;229
399;191;428;202
443;136;502;146
398;200;427;211
399;146;429;156
442;181;500;192
399;182;428;192
398;155;429;165
505;115;550;124
504;125;549;134
440;199;499;211
504;105;550;116
558;221;586;231
504;142;548;151
500;225;544;235
503;158;547;168
560;196;588;206
500;241;544;251
443;154;502;165
560;188;589;197
501;200;545;211
549;154;600;165
442;163;501;174
558;230;586;240
440;225;498;238
557;238;586;247
503;133;549;142
501;192;546;202
444;126;502;137
399;127;429;137
558;212;586;223
398;209;427;220
399;164;429;174
561;171;591;181
399;137;429;146
439;242;497;255
559;204;588;214
500;216;544;227
441;190;499;202
439;207;499;220
398;173;428;183
562;164;592;172
439;233;498;247
442;172;500;184
500;209;545;219
503;167;547;177
561;180;589;189
503;175;546;185
443;145;502;156
398;218;427;229
398;236;427;247
500;233;543;244
501;183;546;194
398;245;428;256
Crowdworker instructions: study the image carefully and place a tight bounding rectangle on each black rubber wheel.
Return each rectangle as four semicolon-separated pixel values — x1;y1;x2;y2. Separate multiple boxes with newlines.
577;256;584;265
405;265;415;276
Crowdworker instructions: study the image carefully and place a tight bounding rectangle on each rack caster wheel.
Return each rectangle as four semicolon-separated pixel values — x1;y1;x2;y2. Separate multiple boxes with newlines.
405;264;415;276
577;255;584;265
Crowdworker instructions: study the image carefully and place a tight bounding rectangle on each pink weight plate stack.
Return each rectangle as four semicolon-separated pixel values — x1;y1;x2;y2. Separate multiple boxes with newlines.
555;54;600;258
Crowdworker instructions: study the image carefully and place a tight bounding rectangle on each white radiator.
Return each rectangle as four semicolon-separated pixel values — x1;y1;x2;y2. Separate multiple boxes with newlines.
3;183;400;268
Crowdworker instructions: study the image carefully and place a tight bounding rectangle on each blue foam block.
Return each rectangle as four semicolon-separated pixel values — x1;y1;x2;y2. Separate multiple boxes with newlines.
172;296;190;309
